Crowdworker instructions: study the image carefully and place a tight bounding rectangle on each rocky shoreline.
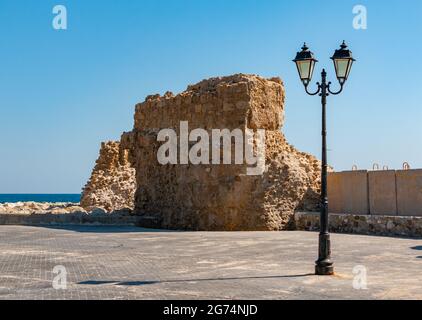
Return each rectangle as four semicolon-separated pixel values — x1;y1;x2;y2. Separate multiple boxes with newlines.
0;202;131;215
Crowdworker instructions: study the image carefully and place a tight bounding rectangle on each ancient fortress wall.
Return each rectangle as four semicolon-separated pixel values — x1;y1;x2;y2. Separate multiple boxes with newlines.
82;74;322;230
81;141;136;212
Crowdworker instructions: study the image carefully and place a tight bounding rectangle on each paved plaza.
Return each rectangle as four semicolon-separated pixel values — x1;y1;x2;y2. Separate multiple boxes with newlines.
0;225;420;300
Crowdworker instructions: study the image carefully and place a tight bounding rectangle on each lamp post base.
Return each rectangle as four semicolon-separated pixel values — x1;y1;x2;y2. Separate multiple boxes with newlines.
315;233;334;275
315;264;334;276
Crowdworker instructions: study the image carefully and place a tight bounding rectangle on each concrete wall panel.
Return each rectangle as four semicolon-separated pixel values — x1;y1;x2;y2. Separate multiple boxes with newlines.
368;170;397;215
328;171;369;215
396;169;422;216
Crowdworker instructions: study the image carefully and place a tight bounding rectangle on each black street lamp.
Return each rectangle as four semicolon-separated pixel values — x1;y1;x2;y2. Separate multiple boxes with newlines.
293;41;355;276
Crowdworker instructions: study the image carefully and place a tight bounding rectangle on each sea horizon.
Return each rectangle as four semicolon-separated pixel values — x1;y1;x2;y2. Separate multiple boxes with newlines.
0;194;81;203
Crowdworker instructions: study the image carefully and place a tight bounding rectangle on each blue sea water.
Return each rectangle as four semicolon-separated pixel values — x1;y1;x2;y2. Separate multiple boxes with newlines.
0;194;81;203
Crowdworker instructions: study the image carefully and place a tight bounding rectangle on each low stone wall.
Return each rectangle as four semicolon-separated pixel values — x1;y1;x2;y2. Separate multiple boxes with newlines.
2;210;422;238
295;212;422;238
0;213;142;226
0;202;140;226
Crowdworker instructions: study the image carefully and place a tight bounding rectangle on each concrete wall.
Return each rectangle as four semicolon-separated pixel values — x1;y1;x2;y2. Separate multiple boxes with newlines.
368;170;397;215
396;169;422;216
328;169;422;216
328;171;368;214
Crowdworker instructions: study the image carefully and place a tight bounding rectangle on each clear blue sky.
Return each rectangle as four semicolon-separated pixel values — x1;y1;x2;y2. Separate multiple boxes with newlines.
0;0;421;193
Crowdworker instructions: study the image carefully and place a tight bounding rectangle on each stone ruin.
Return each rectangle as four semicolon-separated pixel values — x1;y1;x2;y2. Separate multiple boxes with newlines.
81;141;136;212
82;74;322;230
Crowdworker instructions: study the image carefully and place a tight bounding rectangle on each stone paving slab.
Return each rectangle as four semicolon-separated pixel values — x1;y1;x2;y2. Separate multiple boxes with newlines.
0;226;421;300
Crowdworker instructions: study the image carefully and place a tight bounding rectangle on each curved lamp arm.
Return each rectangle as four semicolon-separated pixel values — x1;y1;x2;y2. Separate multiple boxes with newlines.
304;82;321;96
327;82;344;95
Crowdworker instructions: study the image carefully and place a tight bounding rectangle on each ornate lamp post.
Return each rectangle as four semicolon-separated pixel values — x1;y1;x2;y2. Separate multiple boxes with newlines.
293;41;355;275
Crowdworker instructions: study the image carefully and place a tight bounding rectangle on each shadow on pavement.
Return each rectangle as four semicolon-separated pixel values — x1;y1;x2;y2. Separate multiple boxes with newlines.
78;274;315;286
36;225;175;233
411;246;422;250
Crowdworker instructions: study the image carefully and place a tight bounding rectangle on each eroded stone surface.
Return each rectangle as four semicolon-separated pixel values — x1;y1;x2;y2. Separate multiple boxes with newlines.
81;141;136;212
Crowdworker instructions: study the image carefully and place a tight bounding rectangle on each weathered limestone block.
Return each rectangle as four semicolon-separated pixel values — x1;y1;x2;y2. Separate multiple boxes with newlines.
129;74;321;230
81;141;136;212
